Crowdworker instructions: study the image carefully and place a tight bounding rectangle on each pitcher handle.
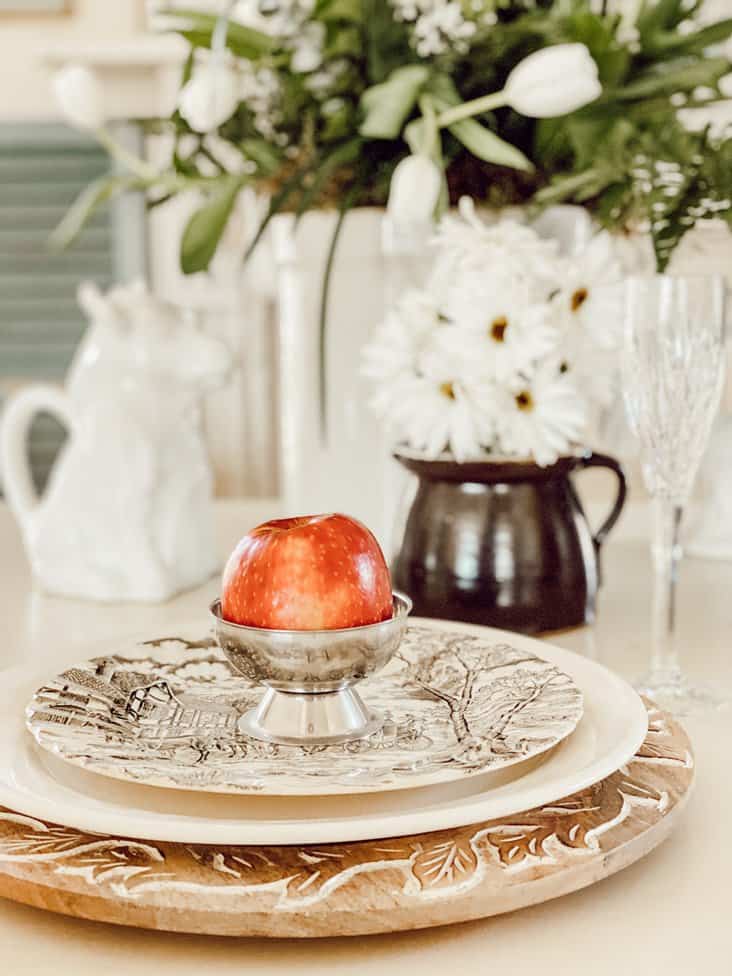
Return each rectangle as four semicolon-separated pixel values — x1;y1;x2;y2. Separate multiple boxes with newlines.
0;384;74;533
575;451;628;551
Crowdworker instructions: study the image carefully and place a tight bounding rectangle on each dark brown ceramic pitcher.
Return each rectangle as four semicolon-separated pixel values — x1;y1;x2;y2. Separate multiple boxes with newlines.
392;451;627;634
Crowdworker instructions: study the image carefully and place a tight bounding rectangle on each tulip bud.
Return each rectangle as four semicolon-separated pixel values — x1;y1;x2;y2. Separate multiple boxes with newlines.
52;64;105;132
178;61;240;134
504;44;602;118
387;154;442;229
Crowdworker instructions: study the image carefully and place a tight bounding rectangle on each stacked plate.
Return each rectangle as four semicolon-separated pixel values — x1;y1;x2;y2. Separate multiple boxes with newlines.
15;617;648;848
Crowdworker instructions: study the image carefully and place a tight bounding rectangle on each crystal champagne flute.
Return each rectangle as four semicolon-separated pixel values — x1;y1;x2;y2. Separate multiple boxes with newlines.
621;274;726;714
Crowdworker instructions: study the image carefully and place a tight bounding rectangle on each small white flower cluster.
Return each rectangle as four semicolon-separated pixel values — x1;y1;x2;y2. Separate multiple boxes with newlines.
234;0;314;38
391;0;481;57
363;199;623;465
239;62;285;140
237;0;327;74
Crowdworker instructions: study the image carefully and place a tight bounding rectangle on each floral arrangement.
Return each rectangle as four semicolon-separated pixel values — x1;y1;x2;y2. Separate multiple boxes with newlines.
52;0;732;275
362;198;621;465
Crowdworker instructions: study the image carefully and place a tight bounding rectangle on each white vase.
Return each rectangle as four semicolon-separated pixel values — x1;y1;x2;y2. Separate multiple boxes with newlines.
272;209;406;550
0;281;232;602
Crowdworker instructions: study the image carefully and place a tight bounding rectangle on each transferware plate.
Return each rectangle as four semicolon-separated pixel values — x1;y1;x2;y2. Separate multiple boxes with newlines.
0;618;646;844
26;623;584;796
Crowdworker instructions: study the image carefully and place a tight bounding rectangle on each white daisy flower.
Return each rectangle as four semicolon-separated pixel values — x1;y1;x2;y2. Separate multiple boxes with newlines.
431;198;561;299
550;231;624;350
362;198;612;467
496;362;587;466
443;275;559;381
388;364;497;462
362;288;443;405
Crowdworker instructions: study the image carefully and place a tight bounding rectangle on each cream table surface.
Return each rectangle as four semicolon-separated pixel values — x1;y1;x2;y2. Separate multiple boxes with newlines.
0;498;729;975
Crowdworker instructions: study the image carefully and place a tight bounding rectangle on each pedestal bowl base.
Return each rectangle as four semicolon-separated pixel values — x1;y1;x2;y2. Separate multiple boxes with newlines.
239;686;381;746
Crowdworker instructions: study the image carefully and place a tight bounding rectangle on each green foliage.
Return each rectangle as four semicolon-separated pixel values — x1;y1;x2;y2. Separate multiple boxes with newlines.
62;0;732;276
180;175;246;273
50;173;148;250
448;117;533;170
359;65;430;138
164;9;275;58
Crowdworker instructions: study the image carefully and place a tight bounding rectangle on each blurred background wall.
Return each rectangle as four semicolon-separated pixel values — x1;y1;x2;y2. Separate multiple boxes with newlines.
0;0;280;499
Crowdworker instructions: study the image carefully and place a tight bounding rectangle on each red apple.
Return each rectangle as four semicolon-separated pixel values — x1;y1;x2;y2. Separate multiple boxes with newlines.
221;513;393;630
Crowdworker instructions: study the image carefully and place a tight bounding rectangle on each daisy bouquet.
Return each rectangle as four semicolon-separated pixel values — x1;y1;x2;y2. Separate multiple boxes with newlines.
363;198;622;465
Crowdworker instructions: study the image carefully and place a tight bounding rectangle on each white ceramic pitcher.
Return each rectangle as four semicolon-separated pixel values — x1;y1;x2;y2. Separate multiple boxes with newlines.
0;281;232;602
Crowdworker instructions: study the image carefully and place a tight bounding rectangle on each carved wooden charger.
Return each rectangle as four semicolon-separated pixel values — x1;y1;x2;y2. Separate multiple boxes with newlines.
0;700;692;937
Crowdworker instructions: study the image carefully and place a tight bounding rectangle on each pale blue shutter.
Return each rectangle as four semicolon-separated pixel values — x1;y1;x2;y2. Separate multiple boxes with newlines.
0;123;115;491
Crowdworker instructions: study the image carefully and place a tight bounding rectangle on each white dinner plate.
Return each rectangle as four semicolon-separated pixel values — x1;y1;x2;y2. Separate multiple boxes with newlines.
0;620;647;845
25;622;584;796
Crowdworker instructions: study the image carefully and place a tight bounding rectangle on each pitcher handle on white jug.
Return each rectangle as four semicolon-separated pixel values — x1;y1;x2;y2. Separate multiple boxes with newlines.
0;384;74;533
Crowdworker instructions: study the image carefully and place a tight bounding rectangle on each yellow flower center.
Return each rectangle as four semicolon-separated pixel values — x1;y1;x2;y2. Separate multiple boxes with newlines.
571;287;588;312
515;391;533;411
440;381;456;400
489;316;508;342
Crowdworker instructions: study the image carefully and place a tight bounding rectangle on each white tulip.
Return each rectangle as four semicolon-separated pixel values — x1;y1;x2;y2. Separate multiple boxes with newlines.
387;155;442;228
52;64;105;131
504;44;602;118
178;61;240;134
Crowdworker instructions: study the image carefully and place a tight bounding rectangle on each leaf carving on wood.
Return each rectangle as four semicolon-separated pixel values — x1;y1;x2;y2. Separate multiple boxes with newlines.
632;708;692;767
0;813;166;888
474;791;605;867
186;843;416;907
410;837;479;890
473;766;672;871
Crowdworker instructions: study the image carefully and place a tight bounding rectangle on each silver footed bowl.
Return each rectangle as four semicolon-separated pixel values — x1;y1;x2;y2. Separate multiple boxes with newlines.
210;593;412;746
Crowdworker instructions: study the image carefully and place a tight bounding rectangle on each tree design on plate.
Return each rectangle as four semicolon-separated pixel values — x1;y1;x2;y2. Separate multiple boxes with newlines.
25;625;583;795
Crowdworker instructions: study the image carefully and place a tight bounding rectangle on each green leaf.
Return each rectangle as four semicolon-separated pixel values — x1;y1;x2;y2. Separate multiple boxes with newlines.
637;0;696;42
324;23;362;59
320;99;355;141
535;167;613;206
50;173;146;250
164;9;274;59
243;163;313;264
359;65;430;139
534;117;573;168
557;9;630;87
362;0;415;83
180;175;244;274
319;183;361;439
647;17;732;56
448;117;533;171
565;114;634;171
173;145;202;178
316;0;362;21
240;138;283;176
611;57;731;100
594;181;632;225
